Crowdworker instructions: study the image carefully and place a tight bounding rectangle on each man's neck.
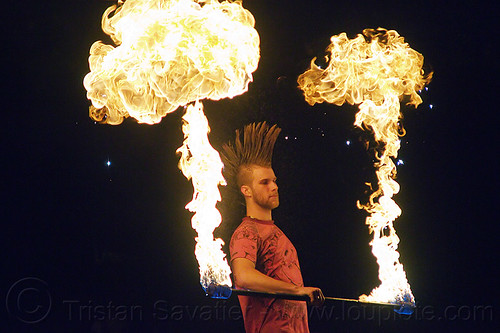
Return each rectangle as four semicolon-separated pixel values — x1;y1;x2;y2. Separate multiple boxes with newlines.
246;205;272;221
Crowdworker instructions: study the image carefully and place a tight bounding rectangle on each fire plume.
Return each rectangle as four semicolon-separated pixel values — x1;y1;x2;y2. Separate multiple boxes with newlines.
84;0;259;124
298;28;432;305
177;101;232;289
84;0;260;289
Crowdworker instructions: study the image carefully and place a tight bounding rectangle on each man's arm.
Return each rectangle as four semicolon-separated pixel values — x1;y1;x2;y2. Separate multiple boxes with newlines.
232;258;325;305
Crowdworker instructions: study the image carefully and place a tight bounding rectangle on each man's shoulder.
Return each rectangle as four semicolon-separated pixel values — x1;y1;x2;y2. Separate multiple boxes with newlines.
229;219;260;259
232;218;259;236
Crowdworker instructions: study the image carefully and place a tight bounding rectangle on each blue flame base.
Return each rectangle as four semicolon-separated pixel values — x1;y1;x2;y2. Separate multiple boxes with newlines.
205;283;232;299
393;293;415;315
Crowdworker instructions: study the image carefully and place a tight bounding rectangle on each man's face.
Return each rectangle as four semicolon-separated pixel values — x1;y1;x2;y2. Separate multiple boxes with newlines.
248;166;279;210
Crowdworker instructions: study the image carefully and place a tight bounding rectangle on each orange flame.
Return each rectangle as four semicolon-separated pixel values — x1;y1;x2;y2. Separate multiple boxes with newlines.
177;101;232;288
84;0;260;289
84;0;259;124
298;28;431;305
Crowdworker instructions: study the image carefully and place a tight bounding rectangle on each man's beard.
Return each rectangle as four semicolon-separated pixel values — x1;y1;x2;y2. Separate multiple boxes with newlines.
254;193;279;211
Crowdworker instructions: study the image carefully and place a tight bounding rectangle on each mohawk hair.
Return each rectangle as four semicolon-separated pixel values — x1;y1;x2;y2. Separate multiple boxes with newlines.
221;122;281;189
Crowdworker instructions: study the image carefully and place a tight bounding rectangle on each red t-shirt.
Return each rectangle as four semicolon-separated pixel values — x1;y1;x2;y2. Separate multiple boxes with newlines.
230;216;309;333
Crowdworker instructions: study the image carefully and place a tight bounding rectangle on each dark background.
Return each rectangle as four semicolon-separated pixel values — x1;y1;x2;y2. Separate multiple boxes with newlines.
2;0;498;332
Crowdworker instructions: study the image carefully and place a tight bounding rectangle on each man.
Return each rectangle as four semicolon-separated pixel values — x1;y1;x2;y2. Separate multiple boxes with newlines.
221;122;324;333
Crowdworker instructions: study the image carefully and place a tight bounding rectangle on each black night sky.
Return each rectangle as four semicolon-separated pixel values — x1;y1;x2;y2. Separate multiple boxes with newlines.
2;1;498;332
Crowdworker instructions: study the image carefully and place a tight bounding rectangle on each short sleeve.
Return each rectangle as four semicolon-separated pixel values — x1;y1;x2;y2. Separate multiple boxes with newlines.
230;222;259;264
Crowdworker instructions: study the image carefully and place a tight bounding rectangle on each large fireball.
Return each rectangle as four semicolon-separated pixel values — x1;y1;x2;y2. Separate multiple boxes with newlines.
84;0;260;124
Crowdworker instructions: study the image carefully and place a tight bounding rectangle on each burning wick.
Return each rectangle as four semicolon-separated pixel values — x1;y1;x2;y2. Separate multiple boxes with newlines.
206;283;233;299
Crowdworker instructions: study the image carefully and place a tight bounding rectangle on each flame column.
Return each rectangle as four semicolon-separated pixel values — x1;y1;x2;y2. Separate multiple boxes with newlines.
177;101;232;289
298;28;432;306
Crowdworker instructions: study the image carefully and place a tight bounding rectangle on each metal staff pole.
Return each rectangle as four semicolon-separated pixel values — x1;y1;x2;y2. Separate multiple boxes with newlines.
205;284;415;314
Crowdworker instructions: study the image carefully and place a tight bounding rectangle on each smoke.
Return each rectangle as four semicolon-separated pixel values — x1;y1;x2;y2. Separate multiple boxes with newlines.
84;0;260;124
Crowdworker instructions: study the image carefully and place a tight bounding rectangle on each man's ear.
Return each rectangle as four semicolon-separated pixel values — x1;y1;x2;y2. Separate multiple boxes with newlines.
240;185;252;198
